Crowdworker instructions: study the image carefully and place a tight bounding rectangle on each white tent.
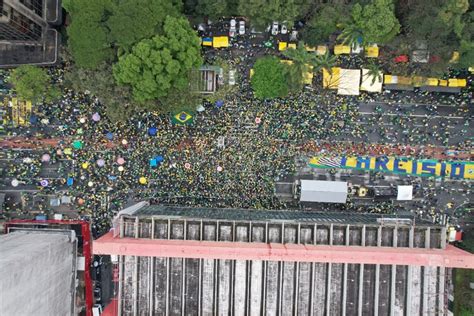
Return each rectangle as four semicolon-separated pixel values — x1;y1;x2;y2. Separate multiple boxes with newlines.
300;180;348;203
361;69;383;92
337;69;361;95
397;185;413;200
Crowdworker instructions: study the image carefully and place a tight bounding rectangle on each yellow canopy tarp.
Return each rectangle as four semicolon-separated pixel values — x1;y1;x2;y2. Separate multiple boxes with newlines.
427;78;439;86
412;76;424;87
365;46;379;58
448;78;467;87
303;65;314;84
439;79;448;86
288;43;297;50
334;45;350;55
213;36;229;48
305;45;316;52
323;67;340;89
278;41;288;51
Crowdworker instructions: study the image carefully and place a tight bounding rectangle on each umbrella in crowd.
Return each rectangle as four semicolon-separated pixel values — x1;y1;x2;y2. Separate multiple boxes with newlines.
96;159;105;167
29;115;38;124
106;132;114;140
11;179;19;187
41;154;51;162
40;179;49;187
73;140;83;149
92;112;101;122
117;157;125;165
148;127;157;136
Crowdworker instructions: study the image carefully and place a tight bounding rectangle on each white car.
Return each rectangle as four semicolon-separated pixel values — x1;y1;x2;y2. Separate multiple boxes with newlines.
281;24;288;34
239;21;245;35
229;19;237;37
271;22;279;35
228;70;236;86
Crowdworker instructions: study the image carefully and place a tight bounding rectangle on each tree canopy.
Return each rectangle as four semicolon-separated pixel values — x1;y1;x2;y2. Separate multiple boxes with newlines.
302;5;348;46
66;0;113;69
9;65;60;103
238;0;298;28
350;0;400;44
106;0;182;51
113;16;203;104
251;56;288;99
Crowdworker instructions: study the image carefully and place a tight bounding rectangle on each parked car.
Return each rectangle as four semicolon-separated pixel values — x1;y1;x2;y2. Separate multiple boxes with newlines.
238;21;245;35
271;21;279;35
281;24;288;34
229;19;237;37
228;70;236;86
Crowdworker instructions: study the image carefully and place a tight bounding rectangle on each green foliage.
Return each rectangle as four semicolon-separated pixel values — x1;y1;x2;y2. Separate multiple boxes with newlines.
251;56;288;99
350;0;400;44
107;0;181;51
196;0;229;19
302;5;348;45
312;51;337;74
9;65;59;103
284;63;304;94
282;41;314;92
113;16;203;106
64;61;137;122
66;0;113;69
238;0;298;28
364;60;383;85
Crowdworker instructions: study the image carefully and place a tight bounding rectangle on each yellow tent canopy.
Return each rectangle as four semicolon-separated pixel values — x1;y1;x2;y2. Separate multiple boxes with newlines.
365;46;379;58
448;78;467;88
426;78;439;86
305;45;316;52
323;67;340;89
288;43;297;50
213;36;229;48
439;79;448;86
278;41;288;51
334;45;350;55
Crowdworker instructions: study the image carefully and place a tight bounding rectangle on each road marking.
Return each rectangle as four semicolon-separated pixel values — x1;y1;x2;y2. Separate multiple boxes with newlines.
359;112;465;119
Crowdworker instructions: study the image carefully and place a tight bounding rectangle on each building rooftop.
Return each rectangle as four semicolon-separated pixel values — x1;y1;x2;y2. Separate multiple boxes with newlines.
0;230;77;316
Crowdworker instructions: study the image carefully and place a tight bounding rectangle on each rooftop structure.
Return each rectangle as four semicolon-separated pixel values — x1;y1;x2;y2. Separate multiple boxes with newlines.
94;202;474;316
0;229;77;315
0;0;62;67
4;219;94;316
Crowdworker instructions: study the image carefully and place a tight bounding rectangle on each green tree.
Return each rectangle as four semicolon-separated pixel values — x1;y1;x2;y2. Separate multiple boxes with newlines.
251;56;288;99
302;5;348;45
196;0;229;19
312;51;337;74
350;0;400;44
66;0;113;69
284;63;304;94
282;41;315;91
9;65;60;103
107;0;182;51
337;23;364;46
364;60;383;85
113;16;203;106
238;0;298;28
64;61;137;122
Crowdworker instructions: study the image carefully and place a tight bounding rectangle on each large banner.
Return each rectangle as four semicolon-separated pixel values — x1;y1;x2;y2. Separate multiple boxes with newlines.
309;156;474;180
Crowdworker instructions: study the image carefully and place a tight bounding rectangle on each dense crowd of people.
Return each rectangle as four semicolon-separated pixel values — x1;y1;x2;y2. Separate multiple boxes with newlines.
0;47;472;234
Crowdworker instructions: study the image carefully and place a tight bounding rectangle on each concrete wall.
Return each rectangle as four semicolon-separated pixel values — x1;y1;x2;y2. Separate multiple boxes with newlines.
0;232;76;316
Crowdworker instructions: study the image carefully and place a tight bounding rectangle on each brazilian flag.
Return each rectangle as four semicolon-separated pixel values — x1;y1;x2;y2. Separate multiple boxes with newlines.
172;111;194;125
